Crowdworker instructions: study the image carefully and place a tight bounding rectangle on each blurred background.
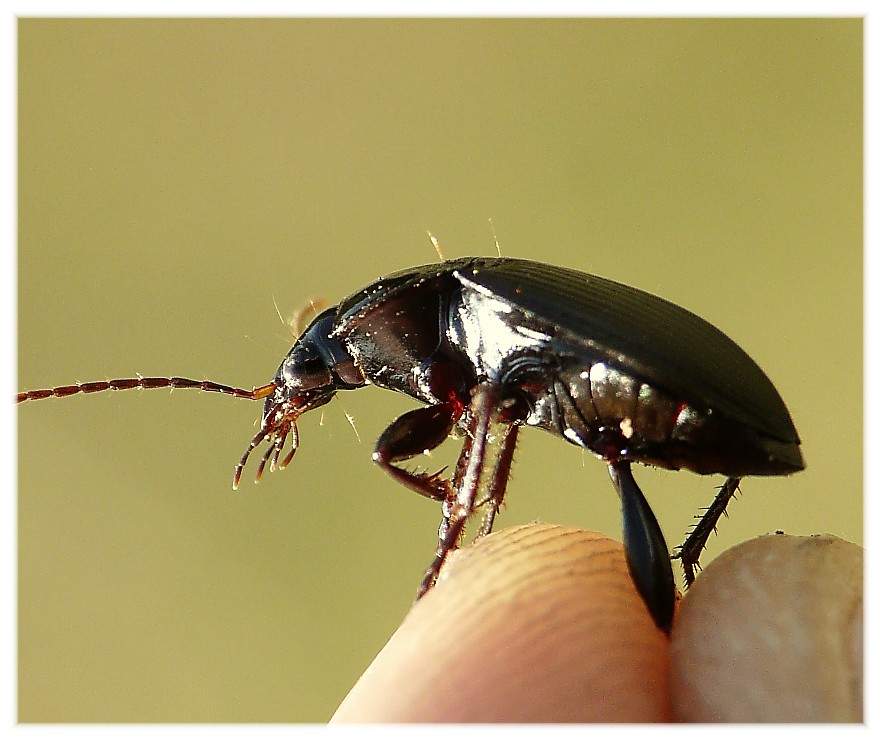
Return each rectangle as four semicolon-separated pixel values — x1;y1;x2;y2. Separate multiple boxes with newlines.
18;18;861;722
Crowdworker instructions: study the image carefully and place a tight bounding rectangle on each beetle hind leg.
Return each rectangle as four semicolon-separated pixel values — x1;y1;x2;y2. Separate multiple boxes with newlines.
609;461;676;633
674;476;742;586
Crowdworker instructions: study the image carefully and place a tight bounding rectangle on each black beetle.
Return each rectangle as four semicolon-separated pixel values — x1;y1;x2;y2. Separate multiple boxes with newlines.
18;257;804;633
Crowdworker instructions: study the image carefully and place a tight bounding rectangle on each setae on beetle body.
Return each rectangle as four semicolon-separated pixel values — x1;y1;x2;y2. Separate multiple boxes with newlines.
18;257;805;633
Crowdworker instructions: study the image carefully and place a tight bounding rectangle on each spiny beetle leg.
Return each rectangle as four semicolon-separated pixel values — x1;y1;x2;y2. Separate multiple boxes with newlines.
372;401;461;501
674;476;742;586
417;382;499;598
610;461;676;634
475;423;519;538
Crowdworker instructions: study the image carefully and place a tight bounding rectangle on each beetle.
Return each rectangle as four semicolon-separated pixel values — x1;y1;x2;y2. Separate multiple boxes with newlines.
18;256;805;633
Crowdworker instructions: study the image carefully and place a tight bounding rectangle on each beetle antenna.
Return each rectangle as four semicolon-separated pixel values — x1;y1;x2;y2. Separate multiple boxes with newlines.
17;377;276;404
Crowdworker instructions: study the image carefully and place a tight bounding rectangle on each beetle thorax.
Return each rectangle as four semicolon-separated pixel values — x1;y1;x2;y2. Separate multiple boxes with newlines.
450;285;551;381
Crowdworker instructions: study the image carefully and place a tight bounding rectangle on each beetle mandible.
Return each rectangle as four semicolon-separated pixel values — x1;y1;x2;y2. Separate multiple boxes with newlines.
18;257;805;633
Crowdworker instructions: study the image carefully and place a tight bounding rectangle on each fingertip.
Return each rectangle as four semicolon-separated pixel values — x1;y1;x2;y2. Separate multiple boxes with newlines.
332;523;672;722
670;533;863;722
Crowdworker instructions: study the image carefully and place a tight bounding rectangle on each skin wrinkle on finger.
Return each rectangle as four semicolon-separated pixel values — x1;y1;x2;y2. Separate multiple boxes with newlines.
440;523;619;590
442;526;648;642
440;529;629;656
332;524;671;723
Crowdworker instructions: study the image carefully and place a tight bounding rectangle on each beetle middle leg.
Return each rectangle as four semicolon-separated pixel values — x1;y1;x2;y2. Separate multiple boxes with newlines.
674;476;742;586
474;423;519;538
417;381;507;598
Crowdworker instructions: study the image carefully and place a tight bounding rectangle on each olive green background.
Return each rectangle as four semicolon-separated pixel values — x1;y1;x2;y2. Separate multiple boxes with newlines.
18;19;862;722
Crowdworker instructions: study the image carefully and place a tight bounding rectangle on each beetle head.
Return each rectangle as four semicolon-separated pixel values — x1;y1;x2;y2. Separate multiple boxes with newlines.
233;307;365;488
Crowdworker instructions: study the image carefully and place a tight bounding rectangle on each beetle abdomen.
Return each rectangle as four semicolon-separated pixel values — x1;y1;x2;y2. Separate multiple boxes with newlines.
546;358;803;476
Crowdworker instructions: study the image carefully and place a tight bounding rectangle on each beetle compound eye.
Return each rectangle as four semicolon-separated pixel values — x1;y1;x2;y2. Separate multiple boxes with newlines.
281;347;333;390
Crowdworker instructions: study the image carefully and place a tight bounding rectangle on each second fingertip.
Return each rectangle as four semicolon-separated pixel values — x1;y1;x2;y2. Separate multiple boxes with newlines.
669;533;863;722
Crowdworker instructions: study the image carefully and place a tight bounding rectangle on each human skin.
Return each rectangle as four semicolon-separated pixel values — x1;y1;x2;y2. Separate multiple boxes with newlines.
330;523;862;723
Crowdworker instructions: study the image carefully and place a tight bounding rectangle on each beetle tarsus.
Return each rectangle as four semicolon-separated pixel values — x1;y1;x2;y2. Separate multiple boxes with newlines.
674;476;742;586
673;476;742;586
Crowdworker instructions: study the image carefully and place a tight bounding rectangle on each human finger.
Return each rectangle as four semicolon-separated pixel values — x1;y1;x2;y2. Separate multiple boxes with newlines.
331;523;672;722
670;533;863;722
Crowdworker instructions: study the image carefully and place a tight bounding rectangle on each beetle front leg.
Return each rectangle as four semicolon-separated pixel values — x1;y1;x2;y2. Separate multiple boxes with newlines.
609;461;675;634
372;400;461;501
